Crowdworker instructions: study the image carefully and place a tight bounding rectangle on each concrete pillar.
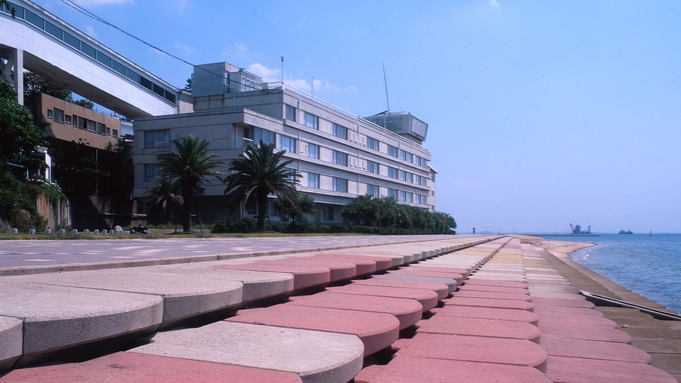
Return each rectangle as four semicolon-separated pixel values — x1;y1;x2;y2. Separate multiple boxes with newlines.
0;48;23;104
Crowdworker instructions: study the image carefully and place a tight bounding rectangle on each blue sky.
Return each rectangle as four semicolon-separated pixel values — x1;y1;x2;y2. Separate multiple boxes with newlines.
34;0;681;233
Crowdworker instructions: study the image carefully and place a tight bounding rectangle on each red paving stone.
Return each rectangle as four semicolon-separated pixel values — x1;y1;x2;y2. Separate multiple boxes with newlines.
0;352;303;383
538;320;632;343
212;263;329;291
351;278;450;300
431;305;540;324
464;279;529;289
458;284;530;295
538;313;618;328
388;269;464;285
444;296;535;311
533;305;605;318
546;355;677;383
454;289;532;301
393;333;548;371
226;304;399;356
310;254;395;271
288;292;422;330
408;265;470;278
355;355;551;383
540;334;651;363
326;284;439;312
253;259;357;282
417;316;541;342
301;255;377;275
531;297;595;309
372;274;458;293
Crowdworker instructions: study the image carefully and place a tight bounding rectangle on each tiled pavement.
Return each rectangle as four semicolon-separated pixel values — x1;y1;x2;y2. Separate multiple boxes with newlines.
0;236;679;382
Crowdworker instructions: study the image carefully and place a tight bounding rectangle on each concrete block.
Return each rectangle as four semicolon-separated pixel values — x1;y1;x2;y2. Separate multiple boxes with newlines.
432;305;540;324
227;304;399;356
0;282;162;356
546;355;676;383
541;334;651;363
0;316;22;371
212;263;329;291
373;274;458;293
131;322;363;383
253;259;357;282
0;352;304;382
352;278;450;300
454;290;532;301
20;269;243;324
311;253;393;271
327;284;439;312
417;316;542;343
355;355;551;383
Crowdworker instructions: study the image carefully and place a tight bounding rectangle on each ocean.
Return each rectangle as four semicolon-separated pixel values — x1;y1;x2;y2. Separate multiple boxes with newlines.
562;233;681;315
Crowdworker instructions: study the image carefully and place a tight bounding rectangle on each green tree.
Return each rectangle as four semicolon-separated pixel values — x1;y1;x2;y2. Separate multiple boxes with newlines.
155;135;224;232
23;72;71;101
0;79;49;230
341;194;380;226
276;191;316;226
145;177;183;226
223;141;300;231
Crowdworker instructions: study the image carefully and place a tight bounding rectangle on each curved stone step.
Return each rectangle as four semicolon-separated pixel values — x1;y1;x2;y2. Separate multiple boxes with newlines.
327;284;439;312
227;304;399;356
253;259;357;282
0;282;162;361
417;316;542;343
130;322;363;383
431;306;540;325
212;263;330;291
0;316;22;371
352;278;450;300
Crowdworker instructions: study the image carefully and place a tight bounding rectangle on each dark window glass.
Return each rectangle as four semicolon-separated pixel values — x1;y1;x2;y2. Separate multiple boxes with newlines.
96;51;111;67
63;32;79;49
140;76;152;90
25;10;43;29
45;21;61;39
81;42;96;59
164;91;176;103
152;83;165;96
125;68;140;83
9;5;25;19
111;60;125;75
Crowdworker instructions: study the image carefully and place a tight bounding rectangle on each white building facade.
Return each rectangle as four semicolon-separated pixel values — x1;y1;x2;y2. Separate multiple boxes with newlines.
133;62;435;224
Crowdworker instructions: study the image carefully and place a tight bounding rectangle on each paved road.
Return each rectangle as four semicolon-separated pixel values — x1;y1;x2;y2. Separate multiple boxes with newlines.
0;235;467;272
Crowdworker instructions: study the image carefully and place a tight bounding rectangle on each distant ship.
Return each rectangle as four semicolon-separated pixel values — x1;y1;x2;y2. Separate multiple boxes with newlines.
619;229;633;234
570;224;592;234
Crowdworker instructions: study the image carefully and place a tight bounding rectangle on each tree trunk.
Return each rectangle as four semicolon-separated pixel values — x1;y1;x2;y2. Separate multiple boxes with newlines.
182;197;191;232
256;189;268;232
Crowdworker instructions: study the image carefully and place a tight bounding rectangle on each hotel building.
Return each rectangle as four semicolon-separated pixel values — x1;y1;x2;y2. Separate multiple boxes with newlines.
133;62;436;224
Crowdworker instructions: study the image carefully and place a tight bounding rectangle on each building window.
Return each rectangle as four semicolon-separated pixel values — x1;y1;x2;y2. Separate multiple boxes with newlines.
308;143;320;159
106;127;111;136
388;167;398;179
53;108;64;123
266;201;280;217
406;192;413;203
285;104;296;121
333;177;348;193
246;127;275;145
308;173;320;188
399;191;406;202
388;188;398;199
406;172;413;183
421;177;428;186
71;115;79;127
97;123;106;135
304;112;319;129
388;145;398;157
47;109;53;119
399;150;413;163
86;120;96;132
113;129;119;138
367;160;379;174
367;184;379;198
144;164;162;182
423;195;429;204
323;206;334;221
399;170;406;181
145;130;170;148
65;115;72;124
333;151;348;166
280;135;296;152
432;174;436;182
332;124;348;140
422;158;428;168
246;199;257;215
367;136;379;151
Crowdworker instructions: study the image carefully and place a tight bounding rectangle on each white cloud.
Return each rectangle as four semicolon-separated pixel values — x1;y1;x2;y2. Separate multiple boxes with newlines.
452;179;486;190
234;43;248;53
83;24;97;38
175;41;194;54
247;63;356;94
72;0;134;5
490;0;500;6
221;43;249;59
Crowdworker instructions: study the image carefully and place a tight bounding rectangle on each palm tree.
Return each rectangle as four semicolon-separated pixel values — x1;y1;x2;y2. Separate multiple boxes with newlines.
223;141;300;231
145;177;183;228
155;135;224;232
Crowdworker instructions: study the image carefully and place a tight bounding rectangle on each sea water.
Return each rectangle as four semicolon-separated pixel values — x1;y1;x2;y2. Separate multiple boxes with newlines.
565;233;681;315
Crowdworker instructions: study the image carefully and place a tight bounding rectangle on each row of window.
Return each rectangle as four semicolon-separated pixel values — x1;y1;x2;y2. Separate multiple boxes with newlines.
1;2;176;104
286;105;428;169
386;167;428;186
305;172;429;205
245;199;337;222
47;108;119;137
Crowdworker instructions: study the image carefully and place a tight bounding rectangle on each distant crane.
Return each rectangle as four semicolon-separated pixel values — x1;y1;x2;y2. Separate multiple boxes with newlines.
569;224;591;234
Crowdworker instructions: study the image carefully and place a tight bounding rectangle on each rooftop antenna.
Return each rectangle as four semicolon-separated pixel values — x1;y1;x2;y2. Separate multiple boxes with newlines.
382;62;391;113
280;56;284;84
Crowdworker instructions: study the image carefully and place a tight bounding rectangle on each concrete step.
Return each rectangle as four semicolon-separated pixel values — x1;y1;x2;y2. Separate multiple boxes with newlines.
351;278;450;300
326;284;439;312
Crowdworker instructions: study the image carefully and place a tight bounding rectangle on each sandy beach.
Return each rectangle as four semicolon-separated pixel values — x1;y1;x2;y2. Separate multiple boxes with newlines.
512;235;595;259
